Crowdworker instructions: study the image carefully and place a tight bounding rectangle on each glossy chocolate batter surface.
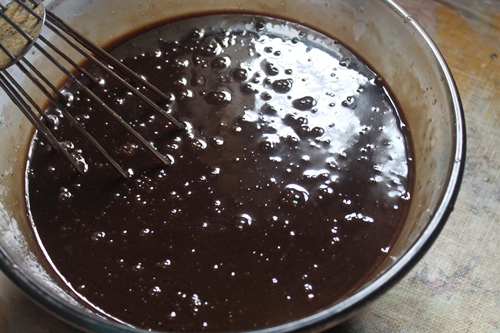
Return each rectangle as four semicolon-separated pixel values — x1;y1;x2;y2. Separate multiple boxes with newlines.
26;15;412;331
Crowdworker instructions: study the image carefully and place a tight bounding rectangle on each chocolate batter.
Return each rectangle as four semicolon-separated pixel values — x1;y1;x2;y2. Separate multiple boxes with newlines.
26;14;413;331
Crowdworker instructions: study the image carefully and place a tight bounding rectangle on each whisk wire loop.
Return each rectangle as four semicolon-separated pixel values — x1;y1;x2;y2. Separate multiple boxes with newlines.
0;0;183;177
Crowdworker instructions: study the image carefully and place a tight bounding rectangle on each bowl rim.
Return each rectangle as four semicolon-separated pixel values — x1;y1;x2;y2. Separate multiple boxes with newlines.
0;0;466;332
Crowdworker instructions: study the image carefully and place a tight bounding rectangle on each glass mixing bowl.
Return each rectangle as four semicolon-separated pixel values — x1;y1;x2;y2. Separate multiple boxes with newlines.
0;0;465;332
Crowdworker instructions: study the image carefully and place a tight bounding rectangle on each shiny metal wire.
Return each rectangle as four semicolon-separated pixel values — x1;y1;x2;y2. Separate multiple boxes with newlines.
0;0;183;177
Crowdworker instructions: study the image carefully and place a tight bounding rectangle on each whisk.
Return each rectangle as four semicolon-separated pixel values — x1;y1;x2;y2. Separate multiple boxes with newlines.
0;0;184;178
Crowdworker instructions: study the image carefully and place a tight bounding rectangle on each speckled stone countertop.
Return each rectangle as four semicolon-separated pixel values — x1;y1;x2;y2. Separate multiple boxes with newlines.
0;0;498;332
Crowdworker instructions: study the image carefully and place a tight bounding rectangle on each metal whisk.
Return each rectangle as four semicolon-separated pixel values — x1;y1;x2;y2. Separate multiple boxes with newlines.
0;0;184;178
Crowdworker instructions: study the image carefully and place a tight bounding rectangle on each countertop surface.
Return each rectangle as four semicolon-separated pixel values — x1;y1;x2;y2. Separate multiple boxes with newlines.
0;0;499;332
